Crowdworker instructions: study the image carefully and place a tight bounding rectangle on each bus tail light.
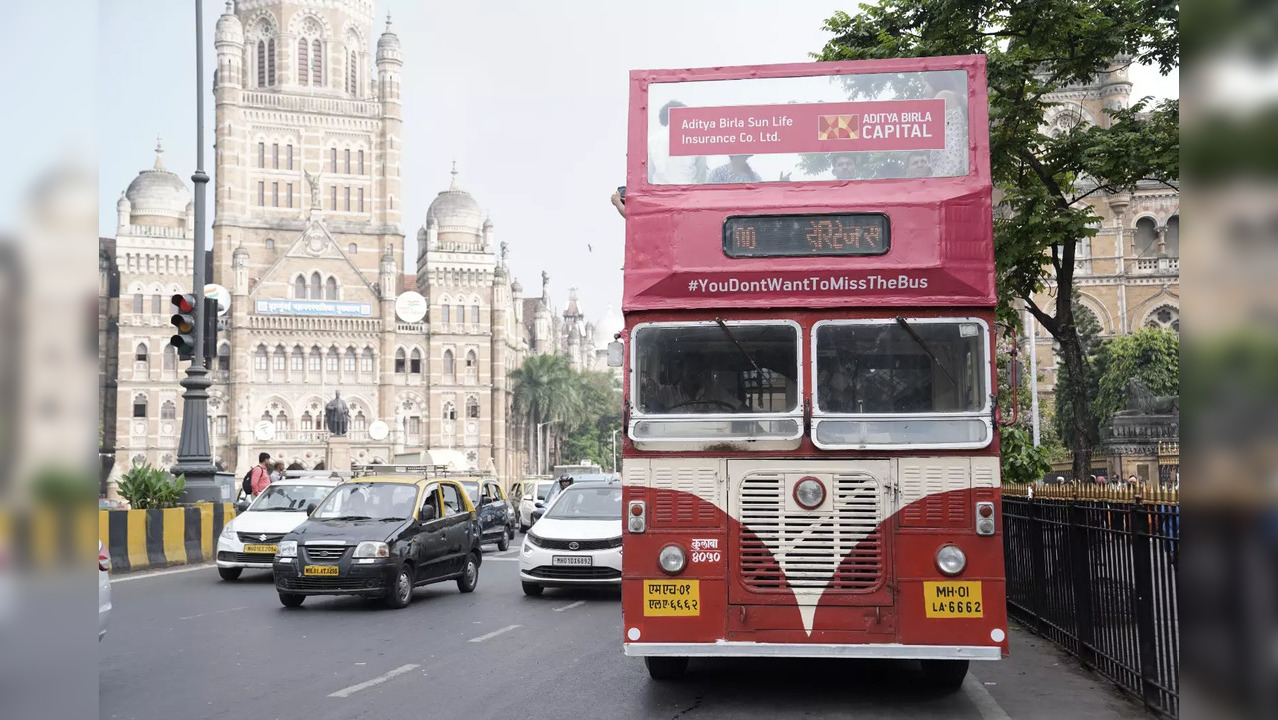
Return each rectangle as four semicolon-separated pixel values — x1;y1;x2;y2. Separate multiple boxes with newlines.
975;502;995;536
628;500;646;533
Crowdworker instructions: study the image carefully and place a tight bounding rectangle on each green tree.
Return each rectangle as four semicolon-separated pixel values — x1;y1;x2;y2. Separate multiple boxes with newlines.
814;0;1178;480
1092;328;1179;427
508;354;581;472
561;371;623;471
1052;301;1103;451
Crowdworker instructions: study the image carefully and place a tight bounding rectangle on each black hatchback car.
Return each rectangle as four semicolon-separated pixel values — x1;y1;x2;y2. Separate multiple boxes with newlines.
458;478;517;551
273;476;483;609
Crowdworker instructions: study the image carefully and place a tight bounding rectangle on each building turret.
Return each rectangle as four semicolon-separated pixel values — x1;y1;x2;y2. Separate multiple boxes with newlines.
214;1;243;93
376;15;402;108
116;193;131;234
232;243;249;295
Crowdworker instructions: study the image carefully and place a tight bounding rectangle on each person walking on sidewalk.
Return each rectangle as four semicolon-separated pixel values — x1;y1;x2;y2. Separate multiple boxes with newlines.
250;452;273;498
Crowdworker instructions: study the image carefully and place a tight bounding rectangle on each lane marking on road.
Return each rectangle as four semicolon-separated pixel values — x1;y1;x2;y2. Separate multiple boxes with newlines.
962;673;1012;720
553;600;586;612
491;551;520;558
328;664;420;698
179;605;249;621
469;624;522;643
484;557;520;562
111;563;215;583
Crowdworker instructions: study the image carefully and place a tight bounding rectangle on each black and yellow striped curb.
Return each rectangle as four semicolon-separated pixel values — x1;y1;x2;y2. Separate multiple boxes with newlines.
97;503;237;573
0;508;99;570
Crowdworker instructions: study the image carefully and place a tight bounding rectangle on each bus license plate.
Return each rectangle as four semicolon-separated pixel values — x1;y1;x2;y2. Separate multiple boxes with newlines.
924;581;983;618
643;579;701;616
303;565;339;576
552;555;592;566
243;544;277;555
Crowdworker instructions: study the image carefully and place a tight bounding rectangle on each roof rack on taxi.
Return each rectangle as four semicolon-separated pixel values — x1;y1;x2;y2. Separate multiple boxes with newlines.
350;464;495;479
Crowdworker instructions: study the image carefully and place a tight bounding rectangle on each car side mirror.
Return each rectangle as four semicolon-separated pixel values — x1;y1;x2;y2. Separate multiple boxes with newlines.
235;501;250;514
535;500;545;509
479;495;492;507
607;340;624;367
305;502;317;515
420;504;438;522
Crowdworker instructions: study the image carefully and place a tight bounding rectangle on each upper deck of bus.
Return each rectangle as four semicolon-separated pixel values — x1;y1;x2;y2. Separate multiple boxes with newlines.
622;55;993;314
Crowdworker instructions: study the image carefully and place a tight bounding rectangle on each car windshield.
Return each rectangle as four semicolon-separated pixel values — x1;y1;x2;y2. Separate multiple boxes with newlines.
535;483;552;501
544;486;623;520
250;484;333;512
459;481;480;502
311;483;419;521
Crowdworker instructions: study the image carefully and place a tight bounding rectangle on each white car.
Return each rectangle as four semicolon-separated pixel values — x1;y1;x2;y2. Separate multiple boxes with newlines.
519;483;623;596
216;477;343;580
98;541;111;641
517;480;555;533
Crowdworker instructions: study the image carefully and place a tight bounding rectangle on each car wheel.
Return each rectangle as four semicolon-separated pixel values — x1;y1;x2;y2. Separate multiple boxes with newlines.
497;534;510;551
920;660;969;694
278;592;305;608
521;581;543;597
644;656;688;680
218;566;242;581
457;552;480;593
385;565;414;609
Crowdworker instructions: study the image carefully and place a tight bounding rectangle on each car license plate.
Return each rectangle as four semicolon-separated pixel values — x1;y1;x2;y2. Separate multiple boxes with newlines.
923;581;983;618
243;544;277;555
303;565;339;576
643;579;700;616
552;555;592;566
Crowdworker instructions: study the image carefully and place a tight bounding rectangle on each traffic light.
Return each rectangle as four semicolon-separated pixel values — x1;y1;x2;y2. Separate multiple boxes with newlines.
202;297;219;365
170;293;198;360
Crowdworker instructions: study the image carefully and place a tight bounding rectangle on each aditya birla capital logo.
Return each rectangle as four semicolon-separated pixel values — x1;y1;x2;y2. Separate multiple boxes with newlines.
817;113;859;140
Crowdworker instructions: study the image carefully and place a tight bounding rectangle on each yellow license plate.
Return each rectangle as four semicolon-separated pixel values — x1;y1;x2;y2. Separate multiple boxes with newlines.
643;579;700;616
924;581;983;618
243;544;277;555
303;565;339;576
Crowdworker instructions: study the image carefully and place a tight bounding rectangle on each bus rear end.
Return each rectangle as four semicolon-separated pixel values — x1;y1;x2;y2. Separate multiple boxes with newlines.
617;56;1006;689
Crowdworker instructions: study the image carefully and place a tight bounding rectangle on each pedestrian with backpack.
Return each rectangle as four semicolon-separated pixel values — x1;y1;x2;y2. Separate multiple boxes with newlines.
242;452;272;500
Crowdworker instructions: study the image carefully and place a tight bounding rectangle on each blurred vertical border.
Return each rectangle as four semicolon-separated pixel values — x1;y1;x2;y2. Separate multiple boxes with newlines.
1182;0;1278;718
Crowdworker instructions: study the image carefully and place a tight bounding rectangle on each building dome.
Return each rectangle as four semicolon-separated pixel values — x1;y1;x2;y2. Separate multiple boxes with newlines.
426;166;484;235
376;16;401;63
215;2;243;45
125;138;191;228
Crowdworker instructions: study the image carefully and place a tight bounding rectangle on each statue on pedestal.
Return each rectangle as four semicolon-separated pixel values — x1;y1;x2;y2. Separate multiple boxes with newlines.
325;390;350;437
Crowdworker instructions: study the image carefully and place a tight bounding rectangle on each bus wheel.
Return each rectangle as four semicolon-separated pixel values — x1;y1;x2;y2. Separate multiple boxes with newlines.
920;659;968;693
644;656;688;680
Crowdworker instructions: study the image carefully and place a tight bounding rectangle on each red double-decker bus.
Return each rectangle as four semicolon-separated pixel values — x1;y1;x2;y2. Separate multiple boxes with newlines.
616;55;1005;691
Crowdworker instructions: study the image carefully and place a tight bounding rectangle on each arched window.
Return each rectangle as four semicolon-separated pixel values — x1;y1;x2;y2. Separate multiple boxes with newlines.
325;276;338;300
442;402;456;420
133;394;148;418
465;349;479;382
267;39;276;85
162;345;177;371
1165;215;1179;257
1145;305;1180;334
135;343;149;364
291;345;304;371
254;344;268;371
217;343;231;371
160;400;176;420
297;38;309;85
325;347;339;372
265;238;275;251
294;275;307;299
310;272;322;299
470;305;480;324
410;348;422;374
348;243;358;255
311;38;323;86
352;410;367;433
466;396;480;419
301;412;313;431
275;411;289;434
1135;217;1158;257
441;305;451;323
443;349;455;379
343;347;357;372
361;347;374;372
347;50;357;94
309;345;322;372
358;149;364;174
272;345;287;371
394;348;406;373
257;41;266;87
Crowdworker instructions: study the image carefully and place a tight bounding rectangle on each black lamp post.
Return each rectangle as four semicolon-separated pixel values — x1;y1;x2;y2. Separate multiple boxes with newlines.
171;0;221;498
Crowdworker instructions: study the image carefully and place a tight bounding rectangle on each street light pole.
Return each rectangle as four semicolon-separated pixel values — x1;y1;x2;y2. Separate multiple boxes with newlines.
172;0;218;497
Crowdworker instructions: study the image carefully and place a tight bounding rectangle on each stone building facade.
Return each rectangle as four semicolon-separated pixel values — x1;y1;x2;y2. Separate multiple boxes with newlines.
1027;60;1180;395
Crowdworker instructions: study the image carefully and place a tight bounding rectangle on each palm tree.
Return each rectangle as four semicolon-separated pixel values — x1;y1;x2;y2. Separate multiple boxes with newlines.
509;354;581;472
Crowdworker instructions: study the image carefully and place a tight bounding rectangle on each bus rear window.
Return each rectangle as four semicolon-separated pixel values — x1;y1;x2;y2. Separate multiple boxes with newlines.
813;320;987;414
633;322;800;416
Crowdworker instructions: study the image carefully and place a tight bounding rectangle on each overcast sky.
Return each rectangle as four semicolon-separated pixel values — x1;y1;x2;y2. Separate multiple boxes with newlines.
96;1;1178;338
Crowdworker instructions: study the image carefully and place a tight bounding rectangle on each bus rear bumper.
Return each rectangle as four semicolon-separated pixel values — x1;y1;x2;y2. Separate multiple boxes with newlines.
623;642;1001;661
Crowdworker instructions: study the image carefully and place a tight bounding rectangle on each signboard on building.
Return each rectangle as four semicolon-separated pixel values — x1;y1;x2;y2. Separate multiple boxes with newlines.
254;299;373;317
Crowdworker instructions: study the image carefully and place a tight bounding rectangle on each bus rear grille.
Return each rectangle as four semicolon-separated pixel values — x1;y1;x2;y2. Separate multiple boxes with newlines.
738;473;883;593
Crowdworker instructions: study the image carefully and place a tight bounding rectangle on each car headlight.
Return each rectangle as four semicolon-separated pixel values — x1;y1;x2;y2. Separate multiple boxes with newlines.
936;544;966;576
276;541;297;558
353;541;389;558
220;523;235;540
658;544;686;575
794;477;826;510
525;533;543;548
